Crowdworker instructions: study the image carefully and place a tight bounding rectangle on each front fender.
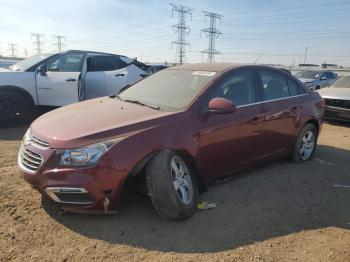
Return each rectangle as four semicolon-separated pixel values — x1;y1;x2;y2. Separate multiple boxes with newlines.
0;72;38;104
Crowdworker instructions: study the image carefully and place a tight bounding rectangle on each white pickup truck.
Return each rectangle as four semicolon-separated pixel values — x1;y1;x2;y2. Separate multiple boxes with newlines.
0;50;148;127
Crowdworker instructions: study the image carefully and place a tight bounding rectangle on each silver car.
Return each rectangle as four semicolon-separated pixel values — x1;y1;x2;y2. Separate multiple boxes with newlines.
295;71;337;90
317;75;350;122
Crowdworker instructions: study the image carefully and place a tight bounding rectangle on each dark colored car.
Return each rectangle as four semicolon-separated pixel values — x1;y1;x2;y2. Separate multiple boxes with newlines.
317;75;350;122
18;64;324;220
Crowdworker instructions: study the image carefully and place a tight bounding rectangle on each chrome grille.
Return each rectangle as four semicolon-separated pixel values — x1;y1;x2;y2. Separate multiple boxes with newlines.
325;99;350;109
31;135;49;148
19;146;43;172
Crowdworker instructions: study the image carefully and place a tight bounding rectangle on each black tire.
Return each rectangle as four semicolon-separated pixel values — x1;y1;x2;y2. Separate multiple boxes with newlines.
146;150;199;221
0;91;34;128
291;123;318;163
315;86;320;90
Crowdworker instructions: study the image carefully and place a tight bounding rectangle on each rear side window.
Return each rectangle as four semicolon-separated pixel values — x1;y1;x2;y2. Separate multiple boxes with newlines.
87;55;127;72
258;69;289;100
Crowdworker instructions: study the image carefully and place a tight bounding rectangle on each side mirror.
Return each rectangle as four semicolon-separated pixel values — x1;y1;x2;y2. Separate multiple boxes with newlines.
208;97;236;114
38;64;47;76
320;76;327;81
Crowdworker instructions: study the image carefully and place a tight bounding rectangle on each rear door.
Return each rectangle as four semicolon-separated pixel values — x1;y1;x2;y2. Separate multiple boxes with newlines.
84;55;128;99
199;68;265;178
257;68;304;156
36;52;84;106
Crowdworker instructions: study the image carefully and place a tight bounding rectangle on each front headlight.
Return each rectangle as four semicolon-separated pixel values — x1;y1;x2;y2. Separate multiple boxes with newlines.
58;137;124;167
23;129;30;144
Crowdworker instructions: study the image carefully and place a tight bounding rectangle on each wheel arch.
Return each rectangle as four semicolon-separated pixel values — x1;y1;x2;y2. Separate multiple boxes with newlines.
0;85;35;106
125;148;206;193
304;118;320;136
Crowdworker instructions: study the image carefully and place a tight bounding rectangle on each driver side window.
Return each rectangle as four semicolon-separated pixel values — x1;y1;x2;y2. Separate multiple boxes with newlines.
48;53;83;72
204;69;257;108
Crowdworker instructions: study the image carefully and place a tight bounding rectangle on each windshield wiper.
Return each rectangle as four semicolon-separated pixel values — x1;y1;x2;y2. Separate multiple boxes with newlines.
124;99;160;110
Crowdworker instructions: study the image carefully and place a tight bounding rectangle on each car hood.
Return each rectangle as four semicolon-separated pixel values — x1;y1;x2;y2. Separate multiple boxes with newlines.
317;87;350;100
298;78;316;83
30;97;178;148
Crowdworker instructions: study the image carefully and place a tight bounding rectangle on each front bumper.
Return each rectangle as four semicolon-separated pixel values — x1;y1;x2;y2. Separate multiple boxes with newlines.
324;105;350;122
18;143;127;213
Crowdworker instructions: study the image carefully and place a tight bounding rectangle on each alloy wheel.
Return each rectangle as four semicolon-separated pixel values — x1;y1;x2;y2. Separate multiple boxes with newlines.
170;156;193;205
299;130;315;161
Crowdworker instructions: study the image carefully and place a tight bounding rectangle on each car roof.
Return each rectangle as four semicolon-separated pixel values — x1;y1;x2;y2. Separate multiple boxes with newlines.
65;50;126;57
168;63;251;72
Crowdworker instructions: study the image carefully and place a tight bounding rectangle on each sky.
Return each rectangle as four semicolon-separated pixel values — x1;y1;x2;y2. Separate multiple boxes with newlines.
1;0;350;66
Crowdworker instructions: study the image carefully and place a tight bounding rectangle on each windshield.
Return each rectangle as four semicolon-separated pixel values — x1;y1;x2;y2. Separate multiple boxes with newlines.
330;75;350;88
295;71;320;79
9;53;55;71
119;69;217;111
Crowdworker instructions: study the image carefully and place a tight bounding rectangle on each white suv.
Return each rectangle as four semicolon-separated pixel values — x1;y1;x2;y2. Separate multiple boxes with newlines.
0;50;148;127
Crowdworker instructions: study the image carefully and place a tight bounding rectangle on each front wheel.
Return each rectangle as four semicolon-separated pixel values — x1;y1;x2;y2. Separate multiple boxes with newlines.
291;123;317;163
0;91;33;128
146;150;199;221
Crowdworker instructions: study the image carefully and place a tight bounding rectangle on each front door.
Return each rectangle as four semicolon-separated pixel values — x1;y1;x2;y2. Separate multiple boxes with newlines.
36;52;84;106
198;68;265;178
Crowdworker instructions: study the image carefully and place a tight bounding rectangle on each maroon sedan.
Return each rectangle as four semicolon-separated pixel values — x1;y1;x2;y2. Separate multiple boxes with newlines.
18;64;324;220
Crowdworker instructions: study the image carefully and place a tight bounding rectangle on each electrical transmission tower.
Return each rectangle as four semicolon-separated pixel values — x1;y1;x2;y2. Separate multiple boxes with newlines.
170;3;193;64
31;33;45;54
201;11;223;63
8;43;17;57
52;35;66;52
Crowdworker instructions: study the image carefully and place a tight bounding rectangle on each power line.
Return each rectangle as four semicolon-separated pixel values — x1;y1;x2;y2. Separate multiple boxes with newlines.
7;43;17;57
52;35;66;52
201;11;223;63
31;33;45;54
170;3;193;64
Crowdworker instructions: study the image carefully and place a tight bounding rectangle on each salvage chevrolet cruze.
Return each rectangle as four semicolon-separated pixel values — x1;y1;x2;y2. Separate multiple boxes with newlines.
18;64;324;220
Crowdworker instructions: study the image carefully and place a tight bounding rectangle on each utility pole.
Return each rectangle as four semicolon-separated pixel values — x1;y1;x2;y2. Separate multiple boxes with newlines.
24;48;28;58
170;3;193;64
254;54;262;64
303;47;308;64
201;11;223;63
31;33;45;54
8;43;17;57
52;35;65;52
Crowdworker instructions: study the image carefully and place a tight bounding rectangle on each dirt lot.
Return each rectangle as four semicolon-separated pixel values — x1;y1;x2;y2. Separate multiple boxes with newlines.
0;123;349;261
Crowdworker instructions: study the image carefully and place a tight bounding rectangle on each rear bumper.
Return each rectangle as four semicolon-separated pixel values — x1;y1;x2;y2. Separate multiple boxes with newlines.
324;105;350;122
19;163;127;213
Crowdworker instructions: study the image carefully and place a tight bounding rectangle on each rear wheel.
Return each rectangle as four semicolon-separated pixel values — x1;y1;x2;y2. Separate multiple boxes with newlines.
291;123;317;162
146;150;199;221
0;91;33;127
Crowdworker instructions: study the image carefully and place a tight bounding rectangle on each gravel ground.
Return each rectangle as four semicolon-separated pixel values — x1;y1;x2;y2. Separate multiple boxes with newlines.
0;123;349;261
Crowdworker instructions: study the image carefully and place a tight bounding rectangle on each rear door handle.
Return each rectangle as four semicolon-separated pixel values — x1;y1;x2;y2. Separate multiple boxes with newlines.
65;78;76;82
115;73;125;77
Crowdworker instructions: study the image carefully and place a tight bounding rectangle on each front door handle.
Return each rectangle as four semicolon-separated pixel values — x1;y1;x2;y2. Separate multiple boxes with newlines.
115;73;125;77
65;78;76;82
